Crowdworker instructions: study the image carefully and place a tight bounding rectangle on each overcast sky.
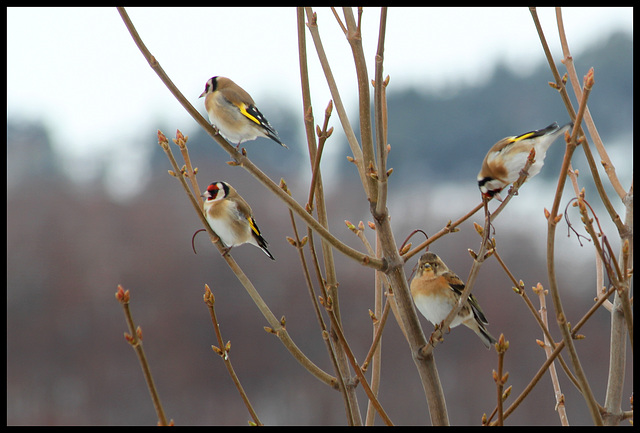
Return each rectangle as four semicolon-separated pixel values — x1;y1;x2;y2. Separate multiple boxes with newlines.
7;7;632;161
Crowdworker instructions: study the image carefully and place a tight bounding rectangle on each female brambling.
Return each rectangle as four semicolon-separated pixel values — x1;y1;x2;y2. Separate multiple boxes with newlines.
202;181;275;260
199;76;288;149
410;252;497;349
477;122;572;199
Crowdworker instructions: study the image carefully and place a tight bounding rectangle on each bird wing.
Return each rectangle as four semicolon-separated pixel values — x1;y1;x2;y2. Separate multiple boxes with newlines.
467;293;490;325
247;215;265;242
443;271;465;296
443;271;490;325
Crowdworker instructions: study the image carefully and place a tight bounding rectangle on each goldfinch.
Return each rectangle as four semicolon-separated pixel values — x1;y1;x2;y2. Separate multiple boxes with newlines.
477;122;572;198
199;76;288;149
202;181;275;260
410;252;497;349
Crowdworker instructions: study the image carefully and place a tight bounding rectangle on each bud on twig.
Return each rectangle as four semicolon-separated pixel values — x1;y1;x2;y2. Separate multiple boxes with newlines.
345;220;357;232
503;385;512;401
399;243;411;255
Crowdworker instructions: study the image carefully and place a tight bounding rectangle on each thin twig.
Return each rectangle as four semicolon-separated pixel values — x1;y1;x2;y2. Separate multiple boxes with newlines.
204;285;262;425
534;284;569;425
283;179;350;406
304;7;368;195
373;8;389;218
492;285;616;424
362;295;391;374
542;62;602;424
297;8;360;423
403;202;484;263
116;285;169;426
493;249;581;392
366;230;385;426
307;101;333;213
555;7;627;201
492;335;509;426
324;303;394;426
173;130;202;208
342;7;377;202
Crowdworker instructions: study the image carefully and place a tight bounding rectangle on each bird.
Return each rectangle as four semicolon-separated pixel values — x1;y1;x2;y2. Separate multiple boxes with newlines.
201;181;275;260
477;122;573;199
410;252;497;349
199;76;288;149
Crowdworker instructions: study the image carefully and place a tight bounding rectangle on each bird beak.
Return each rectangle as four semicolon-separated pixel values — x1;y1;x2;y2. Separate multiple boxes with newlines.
199;90;206;98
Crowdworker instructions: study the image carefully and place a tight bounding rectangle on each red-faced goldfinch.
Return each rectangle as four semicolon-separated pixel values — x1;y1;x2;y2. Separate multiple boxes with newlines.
410;252;497;349
202;181;275;260
477;122;572;199
199;76;287;149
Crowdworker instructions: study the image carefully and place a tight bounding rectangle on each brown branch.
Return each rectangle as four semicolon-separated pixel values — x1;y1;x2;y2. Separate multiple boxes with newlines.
304;8;368;195
531;7;626;237
342;7;377;202
373;8;389;219
297;8;360;423
403;202;484;263
492;285;616;424
324;302;394;425
305;7;451;425
493;249;581;393
362;295;391;375
306;101;333;211
492;335;509;426
204;285;262;425
543;65;602;424
115;285;169;426
365;234;385;426
555;7;627;201
534;285;569;425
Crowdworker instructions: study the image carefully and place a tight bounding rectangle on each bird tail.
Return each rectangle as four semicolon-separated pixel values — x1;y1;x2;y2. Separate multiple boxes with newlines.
264;129;288;149
248;216;276;260
244;105;288;149
535;121;573;153
476;325;498;349
257;238;275;260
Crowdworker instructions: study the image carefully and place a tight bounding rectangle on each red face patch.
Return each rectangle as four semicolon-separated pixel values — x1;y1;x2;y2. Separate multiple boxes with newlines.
207;183;220;199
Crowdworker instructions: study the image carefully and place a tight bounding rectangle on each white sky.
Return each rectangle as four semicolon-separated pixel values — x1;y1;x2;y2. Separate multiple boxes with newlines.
7;7;633;161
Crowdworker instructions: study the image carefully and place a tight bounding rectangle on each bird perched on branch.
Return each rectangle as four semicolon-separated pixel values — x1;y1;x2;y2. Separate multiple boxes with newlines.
410;252;497;349
477;122;572;199
199;76;287;149
201;181;275;260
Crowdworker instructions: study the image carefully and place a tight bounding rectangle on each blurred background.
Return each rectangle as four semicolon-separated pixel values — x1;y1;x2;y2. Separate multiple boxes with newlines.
7;7;633;425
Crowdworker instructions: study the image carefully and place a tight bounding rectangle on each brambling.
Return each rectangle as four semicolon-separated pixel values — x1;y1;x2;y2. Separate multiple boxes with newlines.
477;122;572;199
202;181;275;260
199;76;288;149
410;252;497;349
